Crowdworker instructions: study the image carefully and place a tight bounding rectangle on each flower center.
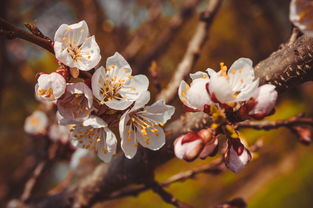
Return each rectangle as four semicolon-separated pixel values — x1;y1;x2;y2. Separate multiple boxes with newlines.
127;113;164;145
98;65;133;103
37;88;54;98
72;126;107;154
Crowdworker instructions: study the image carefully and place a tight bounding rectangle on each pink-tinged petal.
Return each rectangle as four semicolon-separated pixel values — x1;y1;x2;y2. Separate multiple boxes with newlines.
174;134;203;161
119;75;149;100
209;74;233;103
249;84;278;118
225;146;251;173
82;116;108;128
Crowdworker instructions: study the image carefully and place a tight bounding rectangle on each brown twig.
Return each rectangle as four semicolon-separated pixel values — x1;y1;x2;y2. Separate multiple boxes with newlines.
237;114;313;130
135;0;202;74
0;17;54;53
20;143;59;202
148;181;193;208
156;0;223;103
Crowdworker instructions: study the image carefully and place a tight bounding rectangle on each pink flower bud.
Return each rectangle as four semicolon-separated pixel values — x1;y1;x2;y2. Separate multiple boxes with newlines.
248;84;277;119
35;72;66;102
174;129;217;161
290;126;312;145
48;124;70;144
174;133;203;161
224;139;251;173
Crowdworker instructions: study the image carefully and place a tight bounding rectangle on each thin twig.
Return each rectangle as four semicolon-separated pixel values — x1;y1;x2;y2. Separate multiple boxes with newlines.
156;0;223;103
135;0;202;74
0;17;54;53
20;143;59;202
237;114;313;130
148;181;193;208
107;140;263;201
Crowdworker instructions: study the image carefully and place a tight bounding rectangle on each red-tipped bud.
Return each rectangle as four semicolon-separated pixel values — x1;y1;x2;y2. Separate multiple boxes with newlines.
224;138;251;173
174;128;217;161
290;126;312;145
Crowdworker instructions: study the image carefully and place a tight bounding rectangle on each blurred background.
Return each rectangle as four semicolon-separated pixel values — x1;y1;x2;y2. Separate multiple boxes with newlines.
1;0;313;207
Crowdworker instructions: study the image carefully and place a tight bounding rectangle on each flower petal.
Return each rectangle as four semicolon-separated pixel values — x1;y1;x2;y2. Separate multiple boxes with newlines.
137;126;165;151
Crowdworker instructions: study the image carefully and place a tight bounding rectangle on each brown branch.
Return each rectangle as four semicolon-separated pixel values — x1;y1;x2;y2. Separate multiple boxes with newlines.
0;17;54;53
148;181;193;208
156;0;223;103
107;140;263;202
135;0;202;74
123;0;164;62
237;114;313;130
20;143;59;203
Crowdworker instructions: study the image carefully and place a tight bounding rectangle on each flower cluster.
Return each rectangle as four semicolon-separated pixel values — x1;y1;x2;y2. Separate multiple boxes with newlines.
290;0;313;36
176;58;278;173
30;21;175;163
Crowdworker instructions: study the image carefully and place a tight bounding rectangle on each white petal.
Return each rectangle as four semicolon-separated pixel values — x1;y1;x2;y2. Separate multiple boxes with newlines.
131;91;151;112
91;66;105;101
141;99;175;123
76;36;101;71
226;147;250;173
206;68;217;77
119;111;138;159
249;84;278;117
105;99;134;111
119;75;149;100
82;116;107;128
189;71;209;80
106;52;131;71
137;126;165;151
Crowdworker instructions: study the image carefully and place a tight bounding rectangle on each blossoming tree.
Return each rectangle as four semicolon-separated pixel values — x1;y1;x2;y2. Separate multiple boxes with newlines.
1;0;313;207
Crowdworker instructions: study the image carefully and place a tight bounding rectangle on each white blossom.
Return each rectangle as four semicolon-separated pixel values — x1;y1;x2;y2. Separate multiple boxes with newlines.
24;110;49;135
57;82;93;124
290;0;313;37
54;20;101;71
70;116;117;163
92;52;149;110
208;58;259;104
35;72;66;102
48;124;70;143
249;84;278;119
119;91;175;159
178;71;213;111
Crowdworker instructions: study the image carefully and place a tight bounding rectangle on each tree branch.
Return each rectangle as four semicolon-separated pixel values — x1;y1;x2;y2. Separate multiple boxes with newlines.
0;18;54;53
135;0;202;74
237;114;313;130
156;0;223;103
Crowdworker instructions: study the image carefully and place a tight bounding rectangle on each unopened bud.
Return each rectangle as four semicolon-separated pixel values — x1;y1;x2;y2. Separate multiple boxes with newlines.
224;138;251;173
290;126;312;145
174;128;217;161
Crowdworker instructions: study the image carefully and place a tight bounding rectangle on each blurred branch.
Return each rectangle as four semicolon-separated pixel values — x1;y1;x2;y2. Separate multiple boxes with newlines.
135;0;202;74
0;18;54;53
20;143;59;203
148;181;193;208
156;0;223;103
237;114;313;130
123;0;164;62
107;140;262;202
